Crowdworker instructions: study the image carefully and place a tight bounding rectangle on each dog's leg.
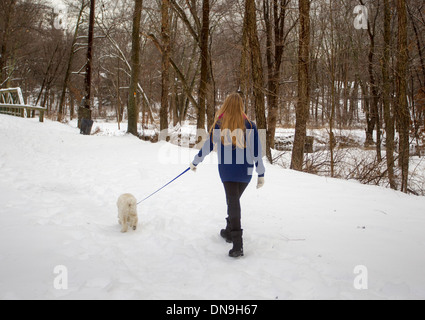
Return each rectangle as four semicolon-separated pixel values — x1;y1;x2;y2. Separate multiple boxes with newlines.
132;215;138;230
121;218;128;233
129;217;136;231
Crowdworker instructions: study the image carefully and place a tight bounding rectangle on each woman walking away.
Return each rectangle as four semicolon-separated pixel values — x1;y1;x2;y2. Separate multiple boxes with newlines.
190;93;266;258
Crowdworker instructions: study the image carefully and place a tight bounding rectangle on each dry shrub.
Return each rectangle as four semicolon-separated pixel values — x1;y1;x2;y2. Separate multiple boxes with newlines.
287;131;425;196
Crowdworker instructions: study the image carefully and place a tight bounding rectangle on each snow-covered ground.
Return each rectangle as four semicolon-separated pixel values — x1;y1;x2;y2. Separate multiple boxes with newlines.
1;114;425;300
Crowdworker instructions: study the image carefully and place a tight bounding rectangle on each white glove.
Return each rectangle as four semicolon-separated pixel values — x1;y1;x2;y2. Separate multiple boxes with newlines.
257;176;265;189
190;162;197;172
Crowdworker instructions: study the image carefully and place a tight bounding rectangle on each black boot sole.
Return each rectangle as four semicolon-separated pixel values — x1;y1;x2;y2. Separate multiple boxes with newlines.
229;250;244;258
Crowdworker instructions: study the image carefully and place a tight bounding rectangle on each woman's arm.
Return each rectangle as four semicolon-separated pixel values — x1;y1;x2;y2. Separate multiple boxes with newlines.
192;125;219;167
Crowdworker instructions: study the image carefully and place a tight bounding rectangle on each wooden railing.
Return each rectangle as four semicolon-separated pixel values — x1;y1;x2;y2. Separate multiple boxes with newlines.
0;88;46;122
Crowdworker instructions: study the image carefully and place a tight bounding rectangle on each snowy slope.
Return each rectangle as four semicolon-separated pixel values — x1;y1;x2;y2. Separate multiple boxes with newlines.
0;114;425;300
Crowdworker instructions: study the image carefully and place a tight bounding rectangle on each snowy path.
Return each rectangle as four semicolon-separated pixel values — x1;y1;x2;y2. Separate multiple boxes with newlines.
1;115;425;300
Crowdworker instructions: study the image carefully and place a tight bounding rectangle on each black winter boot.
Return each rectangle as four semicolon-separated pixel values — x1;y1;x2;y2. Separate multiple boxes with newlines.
229;230;244;258
220;218;232;243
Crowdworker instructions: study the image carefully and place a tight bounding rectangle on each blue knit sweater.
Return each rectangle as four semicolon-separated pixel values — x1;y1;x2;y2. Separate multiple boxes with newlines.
193;120;266;183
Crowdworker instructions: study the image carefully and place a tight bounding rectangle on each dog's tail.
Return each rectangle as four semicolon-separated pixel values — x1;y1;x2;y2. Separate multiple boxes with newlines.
128;199;137;211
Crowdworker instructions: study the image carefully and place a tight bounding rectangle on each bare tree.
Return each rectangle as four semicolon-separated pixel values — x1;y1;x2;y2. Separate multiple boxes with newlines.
291;0;310;171
361;0;382;163
245;0;270;160
382;0;396;189
197;0;210;135
0;0;17;86
78;0;96;128
160;0;171;134
263;0;294;162
127;0;143;136
58;0;88;122
169;0;214;133
396;0;410;193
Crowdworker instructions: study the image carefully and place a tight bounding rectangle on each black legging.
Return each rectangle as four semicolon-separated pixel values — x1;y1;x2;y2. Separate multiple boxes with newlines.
223;182;249;232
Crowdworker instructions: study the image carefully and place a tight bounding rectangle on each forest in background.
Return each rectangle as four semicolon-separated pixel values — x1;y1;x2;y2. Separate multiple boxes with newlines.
1;0;424;194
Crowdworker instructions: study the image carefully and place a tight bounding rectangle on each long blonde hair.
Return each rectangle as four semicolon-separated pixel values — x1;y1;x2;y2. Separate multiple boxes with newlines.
209;93;249;149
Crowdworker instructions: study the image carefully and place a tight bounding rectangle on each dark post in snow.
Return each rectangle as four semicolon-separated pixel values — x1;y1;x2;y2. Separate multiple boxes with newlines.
79;0;95;132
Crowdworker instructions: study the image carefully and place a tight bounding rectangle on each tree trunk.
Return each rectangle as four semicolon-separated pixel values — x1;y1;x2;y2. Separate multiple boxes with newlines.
79;0;95;128
329;0;336;178
342;57;348;127
70;97;75;120
407;3;425;87
127;0;143;136
197;0;210;138
365;4;382;161
116;57;122;130
160;0;170;135
239;11;250;115
172;76;179;126
291;0;310;171
264;0;288;163
382;0;396;190
206;54;215;131
58;0;86;122
264;0;275;149
245;0;270;160
396;0;410;193
0;0;16;86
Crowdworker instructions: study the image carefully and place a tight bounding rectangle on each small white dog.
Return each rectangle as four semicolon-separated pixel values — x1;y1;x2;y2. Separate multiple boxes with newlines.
117;194;138;233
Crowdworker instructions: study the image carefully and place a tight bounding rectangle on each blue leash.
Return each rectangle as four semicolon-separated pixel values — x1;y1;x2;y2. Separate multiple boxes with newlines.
137;167;190;205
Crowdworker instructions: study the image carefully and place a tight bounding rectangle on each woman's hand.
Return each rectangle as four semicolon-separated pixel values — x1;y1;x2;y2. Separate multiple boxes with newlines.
190;162;197;172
